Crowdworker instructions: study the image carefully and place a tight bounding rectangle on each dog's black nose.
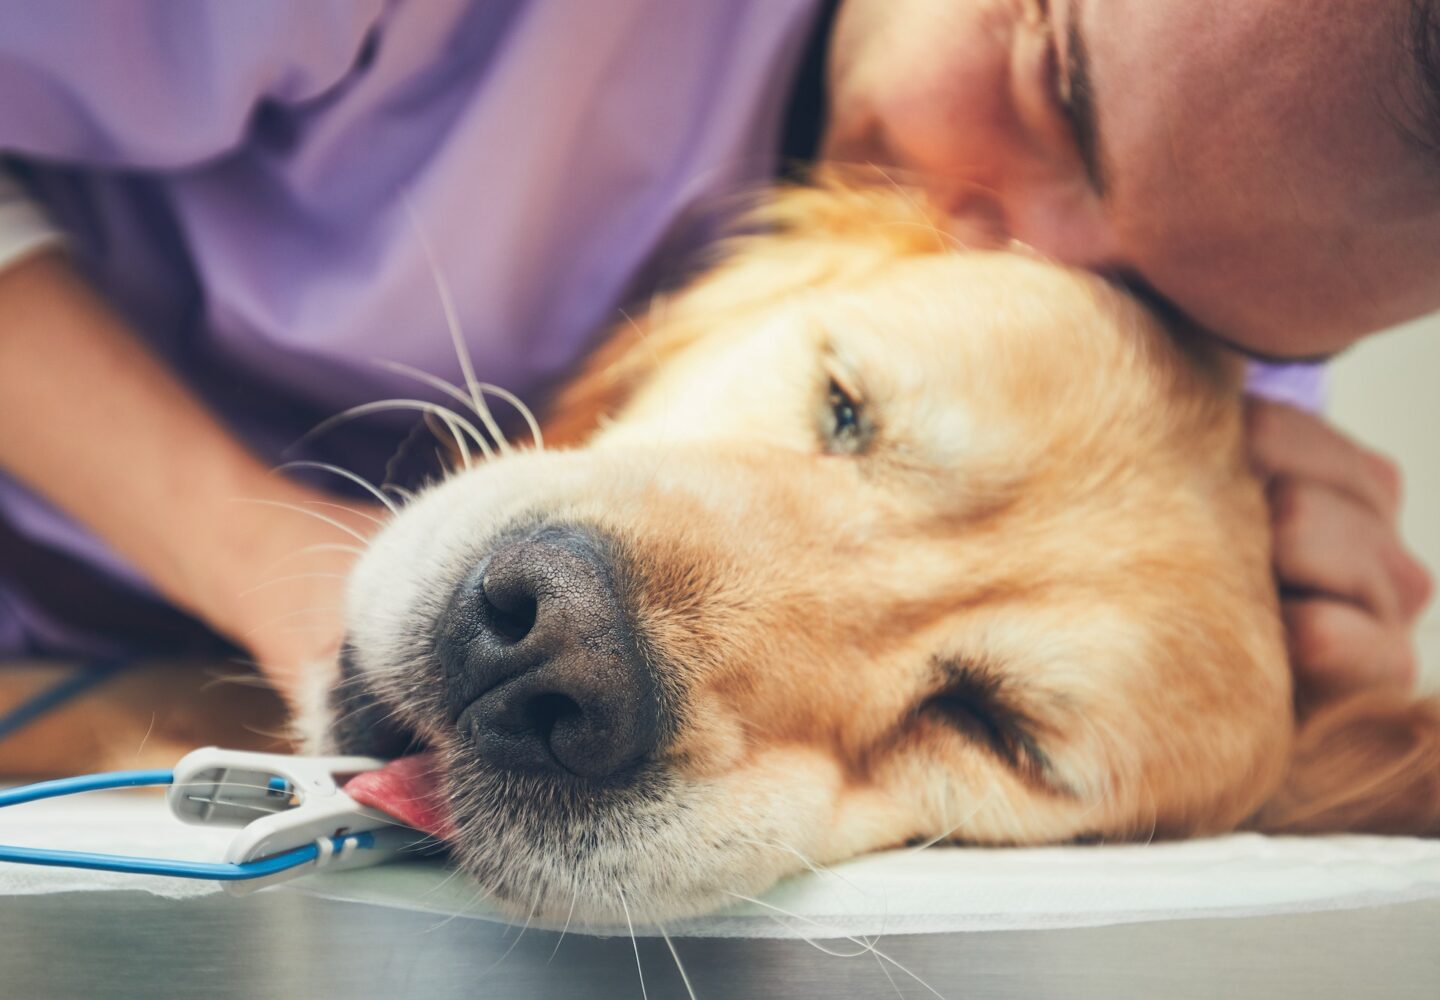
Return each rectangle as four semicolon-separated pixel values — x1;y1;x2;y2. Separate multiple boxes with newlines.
438;526;661;780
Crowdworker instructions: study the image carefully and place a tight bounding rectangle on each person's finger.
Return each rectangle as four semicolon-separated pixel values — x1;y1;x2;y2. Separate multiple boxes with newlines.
1380;539;1436;623
1267;477;1429;623
1244;398;1401;520
1282;596;1419;699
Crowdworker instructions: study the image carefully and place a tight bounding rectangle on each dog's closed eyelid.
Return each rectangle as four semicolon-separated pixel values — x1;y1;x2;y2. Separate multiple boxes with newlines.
923;659;1053;775
924;688;1037;767
823;358;863;405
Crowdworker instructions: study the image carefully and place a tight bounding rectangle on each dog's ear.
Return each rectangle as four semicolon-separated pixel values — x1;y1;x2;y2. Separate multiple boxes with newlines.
539;308;662;448
1254;692;1440;836
540;174;952;447
754;166;966;254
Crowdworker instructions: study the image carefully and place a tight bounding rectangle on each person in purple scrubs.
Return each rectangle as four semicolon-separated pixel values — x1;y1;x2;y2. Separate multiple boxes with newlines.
0;0;1433;706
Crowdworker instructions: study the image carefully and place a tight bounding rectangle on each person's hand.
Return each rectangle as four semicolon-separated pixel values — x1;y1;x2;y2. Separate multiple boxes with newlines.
204;485;389;710
1245;399;1433;703
0;250;390;710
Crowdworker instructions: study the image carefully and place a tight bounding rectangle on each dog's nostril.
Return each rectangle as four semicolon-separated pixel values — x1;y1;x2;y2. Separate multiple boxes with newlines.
481;579;537;644
523;691;581;740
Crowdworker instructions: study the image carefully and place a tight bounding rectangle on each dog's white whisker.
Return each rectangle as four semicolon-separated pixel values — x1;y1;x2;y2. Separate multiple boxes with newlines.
546;884;579;964
860;162;960;255
238;605;344;638
232;497;372;545
410;810;490;904
403;196;511;454
382;483;419;505
730;874;938;997
908;783;1001;854
746;836;896;952
264;541;367;571
722;891;877;958
617;887;649;1000
300;499;389;528
322;696;416;737
275;460;400;514
415;861;470;903
748;911;876;960
425;879;500;936
376;361;545;455
737;836;878;908
302;398;493;460
371;359;543;454
433;407;475;471
196;668;275;692
617;306;664;372
131;711;158;762
236;571;352;597
658;924;698;1000
255;622;346;638
873;947;906;1000
871;945;947;1000
458;893;533;963
249;542;366;592
372;358;486;420
1138;772;1160;848
239;721;296;744
475;381;543;452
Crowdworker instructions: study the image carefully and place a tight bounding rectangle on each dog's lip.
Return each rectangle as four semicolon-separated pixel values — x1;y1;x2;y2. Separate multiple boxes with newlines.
345;752;456;840
332;646;430;759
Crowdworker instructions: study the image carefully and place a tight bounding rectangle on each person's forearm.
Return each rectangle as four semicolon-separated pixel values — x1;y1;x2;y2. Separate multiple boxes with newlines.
0;251;324;638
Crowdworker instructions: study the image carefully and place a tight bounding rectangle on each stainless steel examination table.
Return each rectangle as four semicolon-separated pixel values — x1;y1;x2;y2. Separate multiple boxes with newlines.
2;785;1438;999
3;890;1438;999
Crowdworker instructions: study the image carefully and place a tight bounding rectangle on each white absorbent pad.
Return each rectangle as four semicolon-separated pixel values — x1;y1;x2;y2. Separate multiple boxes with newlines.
3;787;1440;938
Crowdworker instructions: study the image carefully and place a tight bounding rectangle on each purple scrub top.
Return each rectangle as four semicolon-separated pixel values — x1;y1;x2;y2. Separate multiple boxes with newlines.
0;0;1319;659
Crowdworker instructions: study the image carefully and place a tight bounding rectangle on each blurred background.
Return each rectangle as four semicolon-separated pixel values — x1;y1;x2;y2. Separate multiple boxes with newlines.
1329;313;1440;689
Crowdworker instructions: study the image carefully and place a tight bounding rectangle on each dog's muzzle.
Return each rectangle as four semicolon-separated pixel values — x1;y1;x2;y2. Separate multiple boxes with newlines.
436;524;664;782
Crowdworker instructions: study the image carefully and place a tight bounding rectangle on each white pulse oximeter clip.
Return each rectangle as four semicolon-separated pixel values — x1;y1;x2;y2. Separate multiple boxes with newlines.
0;747;429;893
167;747;426;895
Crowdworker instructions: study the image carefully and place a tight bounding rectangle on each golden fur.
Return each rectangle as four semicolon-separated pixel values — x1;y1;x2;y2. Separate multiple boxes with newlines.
336;180;1439;922
549;182;1293;845
6;181;1435;921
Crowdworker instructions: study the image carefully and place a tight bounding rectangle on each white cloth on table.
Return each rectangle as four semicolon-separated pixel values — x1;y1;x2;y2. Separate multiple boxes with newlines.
3;787;1439;938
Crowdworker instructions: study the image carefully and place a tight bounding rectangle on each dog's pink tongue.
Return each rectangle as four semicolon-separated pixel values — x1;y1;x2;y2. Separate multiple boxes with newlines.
345;753;455;840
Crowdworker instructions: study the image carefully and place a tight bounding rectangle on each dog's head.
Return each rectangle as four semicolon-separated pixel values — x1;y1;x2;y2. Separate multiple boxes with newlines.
321;183;1433;924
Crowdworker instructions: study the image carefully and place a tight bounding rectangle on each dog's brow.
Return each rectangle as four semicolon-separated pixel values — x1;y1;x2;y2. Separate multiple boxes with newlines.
936;656;1005;692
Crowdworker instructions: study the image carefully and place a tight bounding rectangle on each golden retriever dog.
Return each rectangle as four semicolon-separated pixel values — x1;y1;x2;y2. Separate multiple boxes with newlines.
194;181;1440;923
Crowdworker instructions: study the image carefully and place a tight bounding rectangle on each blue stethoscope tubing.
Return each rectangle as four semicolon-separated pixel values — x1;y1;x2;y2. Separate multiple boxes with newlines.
0;768;367;881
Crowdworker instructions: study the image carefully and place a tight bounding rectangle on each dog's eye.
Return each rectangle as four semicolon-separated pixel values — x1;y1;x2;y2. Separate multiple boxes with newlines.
825;377;865;451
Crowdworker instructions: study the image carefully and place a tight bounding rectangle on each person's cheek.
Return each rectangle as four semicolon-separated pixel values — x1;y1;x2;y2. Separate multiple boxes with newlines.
839;5;1022;180
1000;176;1120;265
879;72;1010;181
